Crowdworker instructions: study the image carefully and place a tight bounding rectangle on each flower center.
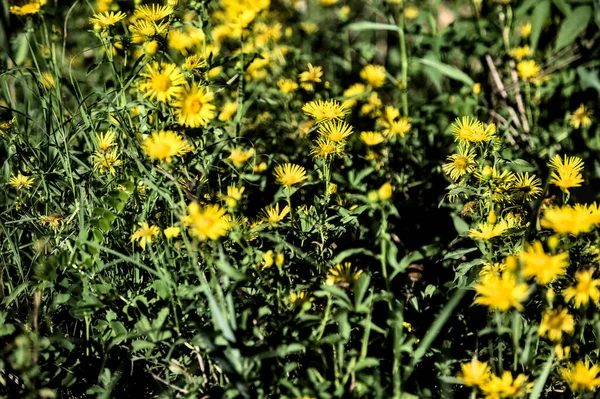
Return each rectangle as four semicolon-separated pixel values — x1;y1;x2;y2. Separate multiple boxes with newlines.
186;97;202;114
152;74;172;93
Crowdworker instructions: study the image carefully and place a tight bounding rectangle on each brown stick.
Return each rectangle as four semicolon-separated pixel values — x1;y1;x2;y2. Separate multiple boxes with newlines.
509;60;530;133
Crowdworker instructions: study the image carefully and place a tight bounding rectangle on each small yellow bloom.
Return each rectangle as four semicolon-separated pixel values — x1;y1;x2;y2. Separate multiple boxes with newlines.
360;64;387;88
326;262;363;288
569;104;593;129
274;163;307;187
130;222;160;249
457;359;491;387
521;241;568;285
564;269;600;308
561;361;600;392
378;183;393;200
8;172;35;190
474;272;528;311
227;147;254;167
517;60;540;80
143;131;190;162
163;226;181;239
538;307;574;342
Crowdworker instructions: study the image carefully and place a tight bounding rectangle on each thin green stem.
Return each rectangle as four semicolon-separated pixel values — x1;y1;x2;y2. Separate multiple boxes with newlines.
398;8;409;116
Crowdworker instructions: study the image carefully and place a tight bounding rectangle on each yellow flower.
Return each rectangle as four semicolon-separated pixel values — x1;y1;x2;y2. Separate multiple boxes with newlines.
277;79;298;94
39;213;63;231
360;131;385;146
274;163;307;187
96;130;117;151
517;60;540;80
382;117;412;137
564;269;600;308
442;145;476;181
569;104;593;129
538;307;574;342
320;0;338;5
511;172;542;202
541;205;596;235
404;6;419;19
480;371;531;398
302;100;348;123
10;0;44;15
342;83;366;108
450;116;491;143
474;272;528;311
174;84;216;128
360;64;387;88
163;226;181;239
130;222;160;249
185;203;228;241
89;11;127;28
326;262;363;288
468;220;509;241
221;186;245;208
290;291;314;307
310;137;345;160
261;203;290;224
129;20;171;42
9;171;35;190
143;130;190;162
479;262;506;283
548;154;584;192
298;63;323;92
378;183;393;200
183;55;207;71
519;22;532;37
40;72;55;89
227;147;254;167
91;150;122;175
508;45;532;60
561;361;600;392
134;4;174;21
219;101;238;122
472;83;481;94
457;359;491;387
521;241;568;285
138;62;186;103
318;120;353;142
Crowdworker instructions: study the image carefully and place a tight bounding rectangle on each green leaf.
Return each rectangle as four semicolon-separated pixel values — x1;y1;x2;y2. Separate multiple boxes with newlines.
511;159;537;172
346;21;399;32
577;67;600;94
452;214;469;235
552;0;571;16
528;353;555;399
516;0;539;17
531;1;551;51
416;58;474;86
131;340;155;351
555;6;592;51
353;358;379;372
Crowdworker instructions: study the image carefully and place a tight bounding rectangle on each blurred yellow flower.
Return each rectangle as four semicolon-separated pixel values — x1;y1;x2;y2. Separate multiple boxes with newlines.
569;104;593;129
163;226;181;239
561;361;600;392
143;131;190;162
517;60;540;80
130;222;160;249
538;307;574;342
564;269;600;308
474;272;528;311
457;359;491;387
521;241;568;285
360;64;387;88
185;203;229;241
227;147;254;167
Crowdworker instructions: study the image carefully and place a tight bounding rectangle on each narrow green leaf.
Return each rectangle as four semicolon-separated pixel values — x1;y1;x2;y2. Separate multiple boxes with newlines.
529;353;555;399
555;6;592;51
417;58;474;86
531;1;551;51
552;0;571;16
346;21;399;32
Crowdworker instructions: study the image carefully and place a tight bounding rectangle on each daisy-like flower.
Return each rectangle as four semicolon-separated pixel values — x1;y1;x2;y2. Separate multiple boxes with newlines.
457;359;491;387
318;120;353;142
569;104;593;129
91;150;122;175
174;84;216;128
510;172;542;202
274;163;307;187
302;100;348;123
184;55;207;71
508;45;532;60
261;203;291;224
450;116;486;143
10;0;46;16
541;205;597;235
561;361;600;392
39;213;63;231
311;137;345;160
468;220;509;241
129;19;170;41
219;101;238;122
163;226;181;239
289;291;314;308
227;147;254;167
360;131;385;146
326;262;363;288
143;130;190;162
360;64;386;88
474;272;528;311
89;11;127;28
517;60;540;80
480;371;531;398
185;203;228;241
382;117;412;137
538;307;574;342
564;269;600;308
220;186;245;208
548;154;584;192
130;222;160;249
342;83;366;108
298;63;323;91
442;145;476;181
134;4;174;21
138;62;186;103
9;171;35;190
96;130;117;151
521;241;568;285
277;79;298;94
